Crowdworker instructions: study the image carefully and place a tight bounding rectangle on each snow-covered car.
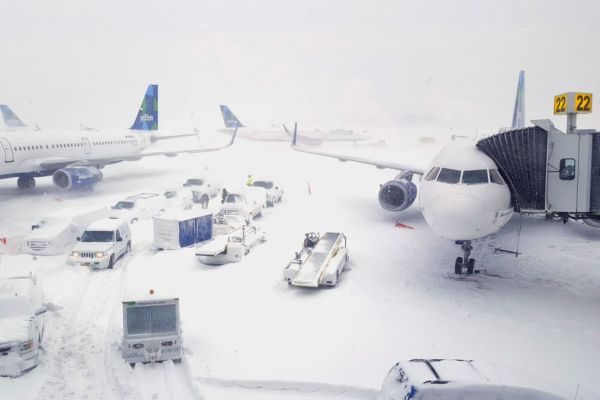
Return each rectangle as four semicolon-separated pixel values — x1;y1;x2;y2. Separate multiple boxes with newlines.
68;218;132;269
0;274;46;377
109;193;166;224
163;187;194;210
183;176;222;208
378;359;566;400
22;207;108;256
220;187;267;224
252;180;283;207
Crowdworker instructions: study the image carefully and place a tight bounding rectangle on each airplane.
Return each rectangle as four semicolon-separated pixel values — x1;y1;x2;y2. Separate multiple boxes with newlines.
291;71;528;274
0;84;237;191
218;105;374;143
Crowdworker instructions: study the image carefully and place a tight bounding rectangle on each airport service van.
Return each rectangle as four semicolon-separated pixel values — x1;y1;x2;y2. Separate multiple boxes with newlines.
122;288;182;365
109;193;166;224
22;206;108;256
220;186;267;224
0;274;46;377
68;218;131;269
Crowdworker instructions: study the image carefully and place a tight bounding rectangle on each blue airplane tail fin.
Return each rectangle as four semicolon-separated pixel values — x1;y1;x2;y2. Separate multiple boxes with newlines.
511;71;525;129
130;84;158;131
220;105;244;128
0;105;27;128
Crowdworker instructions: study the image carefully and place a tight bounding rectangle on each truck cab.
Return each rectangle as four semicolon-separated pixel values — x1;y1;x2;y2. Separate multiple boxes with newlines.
183;176;221;208
68;218;131;269
109;193;165;223
220;187;266;224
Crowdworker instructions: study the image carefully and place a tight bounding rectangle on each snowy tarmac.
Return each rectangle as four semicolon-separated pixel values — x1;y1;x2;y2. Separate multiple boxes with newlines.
1;139;599;399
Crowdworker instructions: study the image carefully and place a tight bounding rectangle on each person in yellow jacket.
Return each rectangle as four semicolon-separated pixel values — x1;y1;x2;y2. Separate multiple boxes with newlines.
246;174;254;186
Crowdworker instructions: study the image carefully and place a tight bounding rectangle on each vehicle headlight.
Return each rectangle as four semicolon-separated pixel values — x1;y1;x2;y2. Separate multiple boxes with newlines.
20;340;34;352
95;252;104;258
71;251;79;257
132;343;144;349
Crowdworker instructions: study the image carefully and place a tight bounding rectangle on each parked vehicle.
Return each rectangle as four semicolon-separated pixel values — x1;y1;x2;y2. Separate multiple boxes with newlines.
68;218;131;269
212;212;246;237
252;180;283;207
122;287;182;365
163;187;194;210
378;359;566;400
0;273;46;377
22;207;108;255
183;176;222;208
195;225;266;265
284;232;348;287
109;193;166;224
153;209;213;250
220;187;267;224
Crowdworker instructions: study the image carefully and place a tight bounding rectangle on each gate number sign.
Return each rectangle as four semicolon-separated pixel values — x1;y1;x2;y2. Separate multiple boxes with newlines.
554;92;593;115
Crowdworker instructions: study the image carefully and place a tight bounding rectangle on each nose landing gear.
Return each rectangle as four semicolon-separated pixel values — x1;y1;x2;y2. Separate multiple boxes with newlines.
454;240;476;274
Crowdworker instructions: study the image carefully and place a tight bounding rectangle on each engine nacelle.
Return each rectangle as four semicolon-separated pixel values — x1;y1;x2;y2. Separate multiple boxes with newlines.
378;178;417;212
583;217;600;228
52;166;103;190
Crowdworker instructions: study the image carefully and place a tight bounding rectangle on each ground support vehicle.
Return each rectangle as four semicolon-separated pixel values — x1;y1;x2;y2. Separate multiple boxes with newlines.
68;218;131;269
0;274;46;377
109;193;166;224
183;176;222;208
153;209;212;250
195;225;266;265
220;187;267;224
283;232;348;287
122;288;182;365
251;180;283;207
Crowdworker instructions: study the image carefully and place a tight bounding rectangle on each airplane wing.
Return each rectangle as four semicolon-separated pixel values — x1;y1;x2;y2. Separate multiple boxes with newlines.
138;129;237;157
290;123;427;175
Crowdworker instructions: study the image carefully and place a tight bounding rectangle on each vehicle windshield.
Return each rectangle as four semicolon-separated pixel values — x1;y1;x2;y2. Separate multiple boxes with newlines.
252;181;273;189
126;304;177;335
0;295;35;318
80;230;114;242
225;194;246;203
461;169;489;184
436;168;461;184
113;201;135;210
164;191;178;199
184;179;204;186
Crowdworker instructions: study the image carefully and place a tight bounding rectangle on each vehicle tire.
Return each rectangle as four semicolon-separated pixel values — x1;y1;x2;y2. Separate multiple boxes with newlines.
201;195;209;209
107;255;115;269
466;259;475;275
173;358;182;364
126;241;131;254
454;257;463;274
129;363;136;368
131;218;138;224
17;176;35;189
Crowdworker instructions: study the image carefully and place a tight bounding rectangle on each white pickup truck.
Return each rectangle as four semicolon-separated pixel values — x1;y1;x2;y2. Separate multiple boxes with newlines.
220;187;267;224
109;193;166;224
183;176;222;208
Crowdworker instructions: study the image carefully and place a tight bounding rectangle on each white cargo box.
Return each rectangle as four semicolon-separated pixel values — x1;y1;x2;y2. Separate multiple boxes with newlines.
153;209;213;250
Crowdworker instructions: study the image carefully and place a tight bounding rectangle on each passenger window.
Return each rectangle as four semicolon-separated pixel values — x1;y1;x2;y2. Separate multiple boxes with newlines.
559;158;576;181
116;230;122;241
424;167;440;181
462;169;488;184
489;169;505;185
436;168;461;184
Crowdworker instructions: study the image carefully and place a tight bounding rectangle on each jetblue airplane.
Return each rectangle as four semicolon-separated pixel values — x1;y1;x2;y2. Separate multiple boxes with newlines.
218;105;374;143
292;71;527;274
0;85;236;190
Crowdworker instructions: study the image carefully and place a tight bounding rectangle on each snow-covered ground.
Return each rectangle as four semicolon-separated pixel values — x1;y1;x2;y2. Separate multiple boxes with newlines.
1;139;599;399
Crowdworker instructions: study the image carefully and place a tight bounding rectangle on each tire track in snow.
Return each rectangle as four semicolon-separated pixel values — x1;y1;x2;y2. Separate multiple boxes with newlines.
133;360;202;400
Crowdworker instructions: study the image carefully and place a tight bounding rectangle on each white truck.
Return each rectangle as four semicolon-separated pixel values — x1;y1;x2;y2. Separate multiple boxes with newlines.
251;180;284;207
183;176;222;208
0;273;46;377
22;206;109;255
220;186;267;224
68;218;132;269
195;225;266;265
283;232;349;287
378;359;566;400
109;193;166;224
122;288;182;365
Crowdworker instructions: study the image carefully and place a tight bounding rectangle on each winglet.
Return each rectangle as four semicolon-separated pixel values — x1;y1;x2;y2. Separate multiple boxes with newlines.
292;122;298;146
511;71;525;129
282;123;291;135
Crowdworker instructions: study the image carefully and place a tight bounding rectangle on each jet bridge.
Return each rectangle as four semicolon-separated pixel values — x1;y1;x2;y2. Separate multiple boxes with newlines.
476;120;600;219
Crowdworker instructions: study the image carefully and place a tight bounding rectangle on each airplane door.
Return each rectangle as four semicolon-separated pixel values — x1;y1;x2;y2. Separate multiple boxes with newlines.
0;138;14;163
82;137;91;155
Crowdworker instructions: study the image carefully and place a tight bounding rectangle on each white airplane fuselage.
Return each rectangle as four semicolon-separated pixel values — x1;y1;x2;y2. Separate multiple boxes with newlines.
418;140;513;241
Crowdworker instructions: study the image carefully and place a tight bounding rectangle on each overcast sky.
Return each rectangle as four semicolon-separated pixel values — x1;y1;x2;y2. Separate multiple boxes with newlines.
1;0;599;137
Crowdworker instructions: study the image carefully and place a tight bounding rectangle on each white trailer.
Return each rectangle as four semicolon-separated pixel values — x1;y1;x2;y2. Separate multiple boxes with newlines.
195;225;266;265
283;232;348;287
122;288;182;365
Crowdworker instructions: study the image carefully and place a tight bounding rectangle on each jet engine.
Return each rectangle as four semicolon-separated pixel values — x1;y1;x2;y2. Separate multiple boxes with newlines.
52;166;103;190
583;217;600;228
378;178;417;212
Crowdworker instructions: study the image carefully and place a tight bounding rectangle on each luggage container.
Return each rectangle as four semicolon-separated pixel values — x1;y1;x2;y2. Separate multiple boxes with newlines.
153;209;212;250
122;288;182;365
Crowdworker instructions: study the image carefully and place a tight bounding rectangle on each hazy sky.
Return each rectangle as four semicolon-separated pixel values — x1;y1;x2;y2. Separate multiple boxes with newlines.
1;0;599;137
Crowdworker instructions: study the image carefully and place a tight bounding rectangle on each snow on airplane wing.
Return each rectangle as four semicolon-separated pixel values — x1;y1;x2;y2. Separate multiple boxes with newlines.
138;128;238;158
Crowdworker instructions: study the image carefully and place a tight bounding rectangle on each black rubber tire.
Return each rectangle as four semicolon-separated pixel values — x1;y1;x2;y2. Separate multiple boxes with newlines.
201;195;209;209
17;176;35;189
454;257;463;274
129;363;136;368
126;242;131;254
131;218;138;224
466;259;475;275
107;255;115;269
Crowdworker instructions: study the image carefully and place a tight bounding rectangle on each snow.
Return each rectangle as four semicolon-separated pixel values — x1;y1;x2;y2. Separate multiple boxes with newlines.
0;140;599;399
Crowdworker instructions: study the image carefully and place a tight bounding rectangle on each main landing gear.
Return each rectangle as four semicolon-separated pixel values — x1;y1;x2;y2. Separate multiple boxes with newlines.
454;240;476;275
17;175;36;189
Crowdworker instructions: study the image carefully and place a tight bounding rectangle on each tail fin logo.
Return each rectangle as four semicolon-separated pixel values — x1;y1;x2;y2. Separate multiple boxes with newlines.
219;105;244;128
0;105;27;128
131;84;158;131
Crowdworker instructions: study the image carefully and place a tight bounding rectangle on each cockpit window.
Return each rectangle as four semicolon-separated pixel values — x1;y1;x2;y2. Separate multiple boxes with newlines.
424;167;440;181
489;169;505;185
462;169;489;184
436;168;461;184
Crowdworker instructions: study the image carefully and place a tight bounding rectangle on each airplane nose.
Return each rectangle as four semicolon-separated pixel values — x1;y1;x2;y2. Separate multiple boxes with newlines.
422;193;492;240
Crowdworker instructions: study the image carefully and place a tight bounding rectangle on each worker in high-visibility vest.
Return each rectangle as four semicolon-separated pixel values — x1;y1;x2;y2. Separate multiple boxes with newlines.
246;174;254;186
